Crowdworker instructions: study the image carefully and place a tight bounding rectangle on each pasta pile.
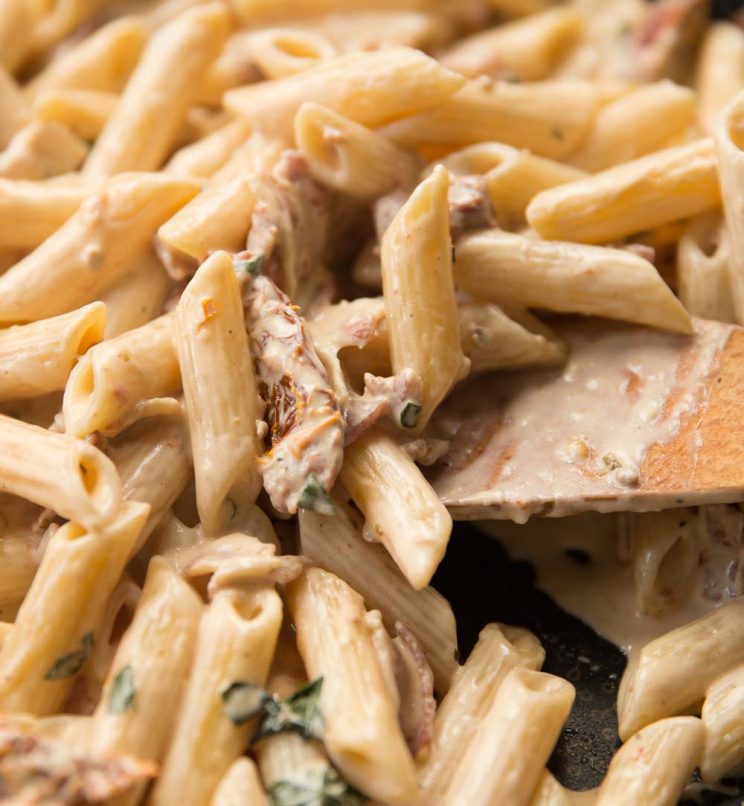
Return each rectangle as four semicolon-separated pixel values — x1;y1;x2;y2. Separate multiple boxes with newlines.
0;0;742;803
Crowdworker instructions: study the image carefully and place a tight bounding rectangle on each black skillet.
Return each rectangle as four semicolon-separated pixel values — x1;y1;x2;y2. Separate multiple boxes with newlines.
431;6;744;800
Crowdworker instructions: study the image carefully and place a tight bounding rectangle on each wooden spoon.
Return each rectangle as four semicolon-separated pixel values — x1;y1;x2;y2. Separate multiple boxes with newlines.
428;317;744;521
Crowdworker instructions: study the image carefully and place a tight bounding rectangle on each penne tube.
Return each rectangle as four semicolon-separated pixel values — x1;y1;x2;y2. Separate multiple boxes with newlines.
224;47;464;141
420;623;545;801
440;8;582;81
0;414;121;529
700;662;744;781
247;28;338;80
212;757;268;806
440;668;575;806
33;88;118;142
440;142;586;227
0;65;28;149
0;120;88;180
381;166;468;427
0;172;199;323
567;81;697;171
677;212;735;323
176;251;262;533
64;313;180;438
617;596;744;740
381;79;599;160
113;415;193;555
715;91;744;324
488;0;562;16
0;177;93;251
150;585;283;806
299;507;459;693
455;229;693;334
597;717;703;806
295;102;420;200
84;4;230;177
26;0;107;59
696;22;744;136
630;510;698;617
0;501;149;716
0;301;105;401
339;428;452;591
25;15;147;100
527;139;721;244
100;250;172;339
90;557;202;806
286;566;418;804
165;117;252;180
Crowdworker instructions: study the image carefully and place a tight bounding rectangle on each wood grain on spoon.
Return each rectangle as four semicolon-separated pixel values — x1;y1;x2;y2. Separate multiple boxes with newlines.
429;318;744;521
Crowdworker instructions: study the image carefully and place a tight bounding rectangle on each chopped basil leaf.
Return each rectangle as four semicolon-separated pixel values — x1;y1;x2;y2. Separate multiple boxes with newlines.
221;681;271;725
268;767;366;806
108;665;136;713
400;401;421;429
602;453;622;471
234;254;265;278
258;677;324;741
45;632;94;681
297;475;335;516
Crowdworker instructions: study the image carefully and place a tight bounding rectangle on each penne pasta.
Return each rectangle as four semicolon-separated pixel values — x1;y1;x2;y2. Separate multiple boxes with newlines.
714;90;744;324
299;507;459;693
677;212;735;323
0;302;105;401
33;89;118;142
64;313;180;438
0;502;148;716
696;22;744;136
25;15;147;100
700;662;744;782
224;47;465;141
566;81;697;172
381;79;599;160
286;566;418;804
440;668;575;806
0;414;121;529
0;176;93;251
440;8;583;81
455;229;693;334
165;117;252;180
0;65;28;149
527;139;720;244
247;28;338;80
617;596;744;740
0;120;88;180
84;4;230;177
212;757;268;806
0;172;198;323
420;623;545;801
381;166;468;427
596;717;704;806
439;142;586;227
90;556;202;806
150;585;282;806
339;428;452;590
175;251;262;533
295;102;420;200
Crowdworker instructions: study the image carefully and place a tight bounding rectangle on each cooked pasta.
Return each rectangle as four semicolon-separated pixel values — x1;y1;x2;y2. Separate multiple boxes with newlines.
0;2;741;803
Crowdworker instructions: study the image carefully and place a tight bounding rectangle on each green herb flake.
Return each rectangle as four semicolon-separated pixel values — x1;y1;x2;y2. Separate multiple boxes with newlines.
108;665;136;713
258;677;324;742
550;127;565;142
400;401;421;429
297;476;336;516
221;681;271;726
234;254;265;278
45;632;94;681
268;766;366;806
602;453;623;471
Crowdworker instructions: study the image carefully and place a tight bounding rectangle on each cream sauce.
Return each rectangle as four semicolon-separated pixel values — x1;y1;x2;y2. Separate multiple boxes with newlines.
430;319;732;522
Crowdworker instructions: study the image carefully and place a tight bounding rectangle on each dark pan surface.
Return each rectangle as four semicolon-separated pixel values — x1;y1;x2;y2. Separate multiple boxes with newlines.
433;524;744;803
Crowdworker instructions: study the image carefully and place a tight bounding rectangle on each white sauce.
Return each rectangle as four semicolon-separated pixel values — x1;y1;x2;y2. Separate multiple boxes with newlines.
431;319;732;522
